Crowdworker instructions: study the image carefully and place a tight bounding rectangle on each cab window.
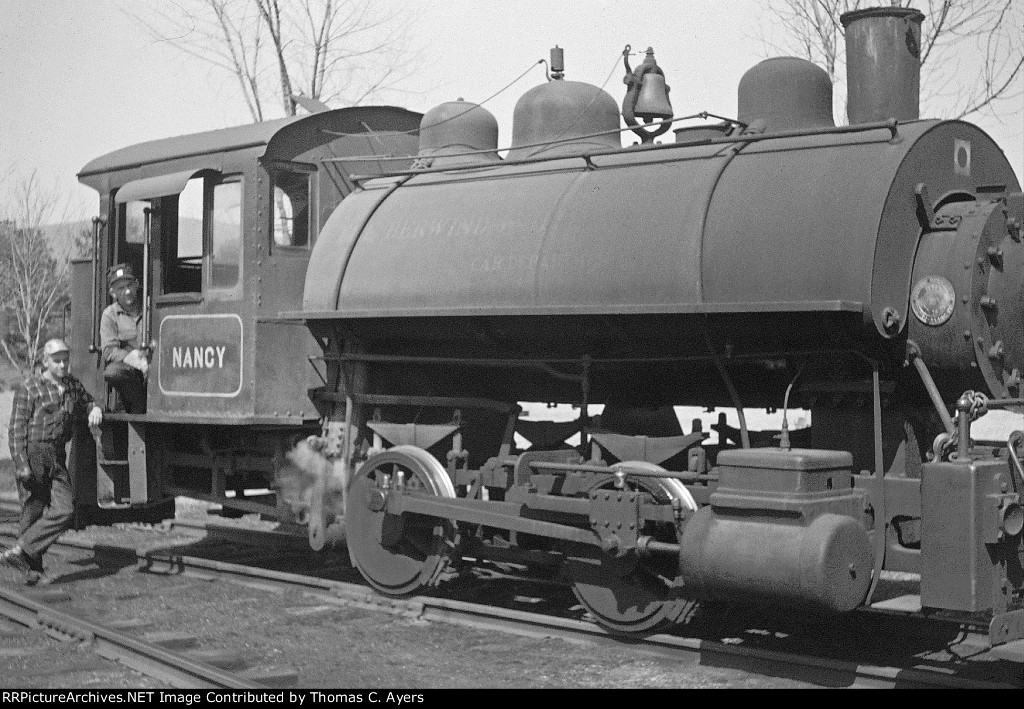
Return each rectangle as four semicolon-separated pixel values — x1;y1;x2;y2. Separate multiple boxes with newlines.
210;178;242;287
270;165;313;249
161;172;242;295
113;199;147;278
124;200;147;245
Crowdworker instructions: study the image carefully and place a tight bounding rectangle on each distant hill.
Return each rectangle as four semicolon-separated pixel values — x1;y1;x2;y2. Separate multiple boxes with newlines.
38;216;224;262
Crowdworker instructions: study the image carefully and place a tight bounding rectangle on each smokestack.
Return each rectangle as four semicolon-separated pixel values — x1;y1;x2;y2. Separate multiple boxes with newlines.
841;6;924;124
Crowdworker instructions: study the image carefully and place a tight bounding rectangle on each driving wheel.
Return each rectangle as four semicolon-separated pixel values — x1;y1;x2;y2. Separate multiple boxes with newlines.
345;445;457;596
568;461;698;635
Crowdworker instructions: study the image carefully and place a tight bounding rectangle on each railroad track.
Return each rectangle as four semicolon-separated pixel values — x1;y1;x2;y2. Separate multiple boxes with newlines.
0;501;269;688
1;508;1018;689
130;541;1024;689
0;583;257;689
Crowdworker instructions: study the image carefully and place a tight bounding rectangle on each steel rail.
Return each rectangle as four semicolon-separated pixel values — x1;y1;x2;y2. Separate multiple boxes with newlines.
11;522;1013;689
414;598;1013;690
136;544;1018;689
0;584;256;689
1;514;1017;688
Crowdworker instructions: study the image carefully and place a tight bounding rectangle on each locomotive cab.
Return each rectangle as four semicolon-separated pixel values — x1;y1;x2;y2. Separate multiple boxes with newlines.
71;107;421;522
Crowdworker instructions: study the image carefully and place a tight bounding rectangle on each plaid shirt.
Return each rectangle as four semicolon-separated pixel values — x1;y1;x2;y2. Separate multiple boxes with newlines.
8;373;97;469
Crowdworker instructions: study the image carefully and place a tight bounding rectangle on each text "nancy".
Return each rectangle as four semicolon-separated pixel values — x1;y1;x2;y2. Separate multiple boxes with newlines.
171;346;228;369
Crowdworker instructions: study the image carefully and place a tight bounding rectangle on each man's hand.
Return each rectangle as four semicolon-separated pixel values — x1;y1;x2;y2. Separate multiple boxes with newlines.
124;349;149;375
15;466;32;484
88;405;103;429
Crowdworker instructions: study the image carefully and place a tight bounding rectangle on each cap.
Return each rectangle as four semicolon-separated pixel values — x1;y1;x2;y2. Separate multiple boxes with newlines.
107;263;137;289
43;339;70;357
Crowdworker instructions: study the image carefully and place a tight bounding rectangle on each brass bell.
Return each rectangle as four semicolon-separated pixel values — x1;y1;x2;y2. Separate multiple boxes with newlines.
635;71;673;121
622;46;673;142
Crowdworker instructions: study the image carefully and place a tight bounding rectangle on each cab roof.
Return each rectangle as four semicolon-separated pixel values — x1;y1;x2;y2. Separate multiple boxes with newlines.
78;116;298;180
78;107;422;191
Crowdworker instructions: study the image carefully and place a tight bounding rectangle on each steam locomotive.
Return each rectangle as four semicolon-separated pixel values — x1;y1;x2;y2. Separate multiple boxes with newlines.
71;7;1022;646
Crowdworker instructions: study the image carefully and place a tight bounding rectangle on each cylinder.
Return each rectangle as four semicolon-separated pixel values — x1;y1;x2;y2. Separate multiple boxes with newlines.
841;6;924;124
679;510;873;613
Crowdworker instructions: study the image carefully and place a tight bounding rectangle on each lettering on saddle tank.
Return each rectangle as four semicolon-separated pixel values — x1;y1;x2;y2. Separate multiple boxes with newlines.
171;345;228;369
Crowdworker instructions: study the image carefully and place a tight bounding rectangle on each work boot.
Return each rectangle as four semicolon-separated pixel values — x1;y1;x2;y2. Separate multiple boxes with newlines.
0;546;31;574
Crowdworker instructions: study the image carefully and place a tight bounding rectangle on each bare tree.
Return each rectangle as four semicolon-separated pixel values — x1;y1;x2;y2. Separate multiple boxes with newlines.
71;227;94;261
132;0;421;121
761;0;1024;123
0;171;73;373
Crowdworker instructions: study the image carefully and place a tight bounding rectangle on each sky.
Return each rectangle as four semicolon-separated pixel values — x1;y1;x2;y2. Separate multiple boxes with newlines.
0;0;1021;221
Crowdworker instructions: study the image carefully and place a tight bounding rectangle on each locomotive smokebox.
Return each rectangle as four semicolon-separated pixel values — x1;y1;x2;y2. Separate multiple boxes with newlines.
841;6;924;124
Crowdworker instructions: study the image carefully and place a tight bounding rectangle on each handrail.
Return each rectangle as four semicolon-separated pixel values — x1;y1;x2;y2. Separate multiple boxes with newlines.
89;216;104;353
343;117;901;183
907;342;956;437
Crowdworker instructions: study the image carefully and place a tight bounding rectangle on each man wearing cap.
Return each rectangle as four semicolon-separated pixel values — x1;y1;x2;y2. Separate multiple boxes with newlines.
100;263;148;413
1;339;103;585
